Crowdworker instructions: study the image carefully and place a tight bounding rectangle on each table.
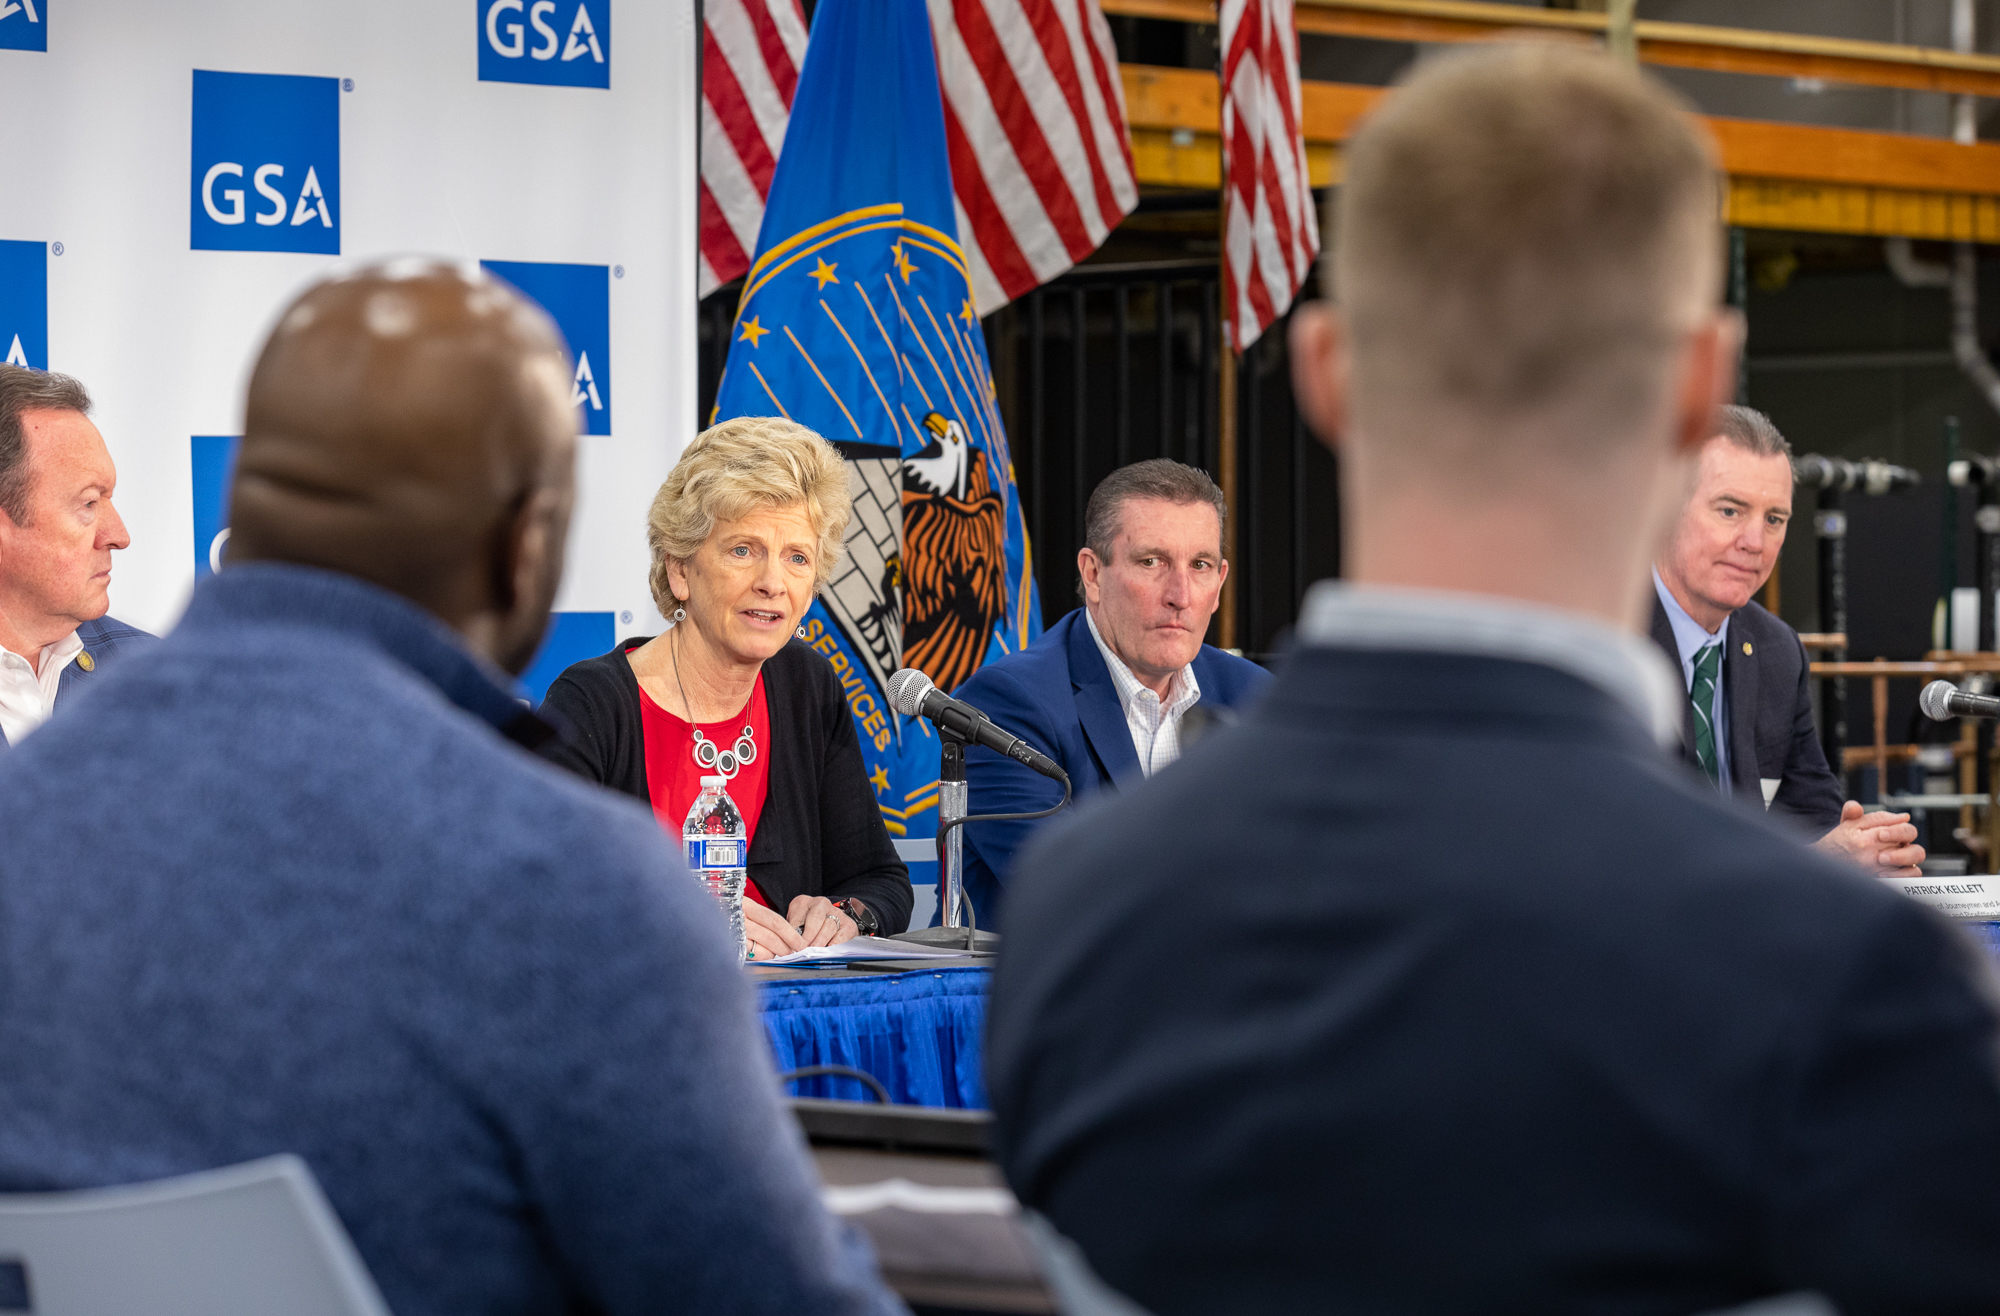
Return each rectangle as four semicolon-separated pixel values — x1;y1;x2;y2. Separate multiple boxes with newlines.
754;960;993;1109
814;1143;1051;1314
1965;922;2000;961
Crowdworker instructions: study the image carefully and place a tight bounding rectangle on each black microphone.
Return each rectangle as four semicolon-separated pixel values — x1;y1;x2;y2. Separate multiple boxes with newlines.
887;668;1069;783
1920;679;2000;721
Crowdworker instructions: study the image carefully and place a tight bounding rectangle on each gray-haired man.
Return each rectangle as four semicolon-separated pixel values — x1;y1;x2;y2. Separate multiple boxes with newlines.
0;365;151;749
1651;403;1922;874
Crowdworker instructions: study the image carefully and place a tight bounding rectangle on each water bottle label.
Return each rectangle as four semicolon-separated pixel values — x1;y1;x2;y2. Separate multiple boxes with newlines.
686;837;745;869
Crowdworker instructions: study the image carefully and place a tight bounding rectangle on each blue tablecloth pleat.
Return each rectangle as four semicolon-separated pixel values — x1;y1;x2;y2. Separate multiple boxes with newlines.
1962;922;2000;958
759;966;990;1109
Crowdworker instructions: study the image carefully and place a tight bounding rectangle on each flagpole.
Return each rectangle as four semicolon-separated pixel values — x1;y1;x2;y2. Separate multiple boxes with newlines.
1219;301;1239;653
1217;68;1240;653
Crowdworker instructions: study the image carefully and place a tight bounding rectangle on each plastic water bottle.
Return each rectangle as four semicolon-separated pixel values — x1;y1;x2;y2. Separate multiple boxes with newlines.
683;775;749;962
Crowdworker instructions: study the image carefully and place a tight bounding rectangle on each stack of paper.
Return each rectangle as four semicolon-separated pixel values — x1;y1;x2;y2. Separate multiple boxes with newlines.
763;936;978;965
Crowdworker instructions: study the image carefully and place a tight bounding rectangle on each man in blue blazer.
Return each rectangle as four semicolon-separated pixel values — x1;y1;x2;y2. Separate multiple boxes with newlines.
988;44;2000;1315
0;365;153;750
949;459;1270;928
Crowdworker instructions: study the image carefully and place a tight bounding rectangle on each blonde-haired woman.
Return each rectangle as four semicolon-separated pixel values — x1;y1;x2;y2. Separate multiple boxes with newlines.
542;417;911;957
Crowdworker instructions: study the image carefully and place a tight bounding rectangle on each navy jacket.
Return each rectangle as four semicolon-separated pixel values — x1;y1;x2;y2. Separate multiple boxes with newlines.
1649;597;1844;835
950;608;1270;928
0;614;155;750
0;565;899;1316
989;642;2000;1316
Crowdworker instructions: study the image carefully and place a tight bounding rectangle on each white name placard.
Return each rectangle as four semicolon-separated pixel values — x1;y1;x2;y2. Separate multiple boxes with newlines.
1884;875;2000;921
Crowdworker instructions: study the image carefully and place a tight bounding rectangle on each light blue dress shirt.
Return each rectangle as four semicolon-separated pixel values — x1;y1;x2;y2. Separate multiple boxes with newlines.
1653;569;1731;795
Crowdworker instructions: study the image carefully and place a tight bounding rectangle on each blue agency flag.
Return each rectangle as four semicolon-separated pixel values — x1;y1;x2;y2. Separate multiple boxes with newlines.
710;0;1040;868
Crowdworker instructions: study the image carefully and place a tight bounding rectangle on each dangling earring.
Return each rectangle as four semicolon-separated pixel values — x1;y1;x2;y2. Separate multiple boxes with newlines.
672;603;687;623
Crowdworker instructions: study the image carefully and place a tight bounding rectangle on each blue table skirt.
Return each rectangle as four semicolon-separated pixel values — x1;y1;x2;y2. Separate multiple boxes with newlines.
760;966;990;1109
1966;922;2000;960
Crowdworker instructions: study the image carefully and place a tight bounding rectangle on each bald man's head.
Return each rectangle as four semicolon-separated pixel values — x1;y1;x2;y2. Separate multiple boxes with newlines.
230;259;578;675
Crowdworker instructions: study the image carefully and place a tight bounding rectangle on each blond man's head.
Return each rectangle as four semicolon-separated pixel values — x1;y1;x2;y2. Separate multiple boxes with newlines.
1327;41;1722;486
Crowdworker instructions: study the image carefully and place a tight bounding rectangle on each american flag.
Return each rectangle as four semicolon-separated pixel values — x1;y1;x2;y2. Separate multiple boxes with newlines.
698;0;809;297
926;0;1137;314
699;0;1136;313
1220;0;1319;352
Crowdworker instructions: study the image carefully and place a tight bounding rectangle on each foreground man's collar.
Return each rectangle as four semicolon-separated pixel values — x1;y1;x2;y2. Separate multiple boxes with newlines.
1296;581;1683;749
183;563;555;746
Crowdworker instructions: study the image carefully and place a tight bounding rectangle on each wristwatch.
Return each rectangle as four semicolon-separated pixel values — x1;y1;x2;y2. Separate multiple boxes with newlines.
835;897;879;936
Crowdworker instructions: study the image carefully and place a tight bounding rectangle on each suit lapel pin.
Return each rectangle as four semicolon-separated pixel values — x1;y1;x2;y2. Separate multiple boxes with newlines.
1741;642;1752;656
76;651;95;672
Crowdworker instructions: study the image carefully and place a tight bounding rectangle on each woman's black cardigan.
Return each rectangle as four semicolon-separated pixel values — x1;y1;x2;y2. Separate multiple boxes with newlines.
539;637;913;933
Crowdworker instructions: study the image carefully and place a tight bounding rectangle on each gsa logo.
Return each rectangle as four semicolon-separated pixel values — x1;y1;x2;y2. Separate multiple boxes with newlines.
191;70;340;256
0;0;45;53
481;260;611;436
190;435;238;579
0;241;46;370
479;0;609;89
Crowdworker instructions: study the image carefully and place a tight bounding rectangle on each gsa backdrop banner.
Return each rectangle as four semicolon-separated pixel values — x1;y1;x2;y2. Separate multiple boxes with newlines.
0;1;697;697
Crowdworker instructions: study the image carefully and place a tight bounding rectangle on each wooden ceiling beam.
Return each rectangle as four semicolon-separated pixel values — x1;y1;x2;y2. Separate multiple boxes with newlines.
1122;64;2000;196
1100;0;2000;99
1121;64;2000;240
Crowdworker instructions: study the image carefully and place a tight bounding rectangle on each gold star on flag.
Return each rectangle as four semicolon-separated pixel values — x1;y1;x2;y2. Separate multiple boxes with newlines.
809;257;840;289
893;242;917;283
738;316;770;347
869;763;890;794
959;298;976;325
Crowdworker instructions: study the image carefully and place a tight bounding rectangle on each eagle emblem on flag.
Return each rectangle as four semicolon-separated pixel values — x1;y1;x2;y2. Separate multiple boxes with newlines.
902;412;1008;695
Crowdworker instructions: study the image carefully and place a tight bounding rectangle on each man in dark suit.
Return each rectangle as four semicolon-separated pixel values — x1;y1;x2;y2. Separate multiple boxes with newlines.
950;459;1270;928
0;364;153;750
1652;403;1922;875
988;42;2000;1316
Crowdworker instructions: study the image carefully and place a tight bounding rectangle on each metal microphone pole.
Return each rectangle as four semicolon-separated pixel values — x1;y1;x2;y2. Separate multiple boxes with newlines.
1797;453;1920;798
938;731;968;930
1951;452;2000;807
1814;477;1850;778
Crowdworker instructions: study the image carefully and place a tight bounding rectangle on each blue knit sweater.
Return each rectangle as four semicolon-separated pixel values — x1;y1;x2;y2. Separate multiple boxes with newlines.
0;565;902;1316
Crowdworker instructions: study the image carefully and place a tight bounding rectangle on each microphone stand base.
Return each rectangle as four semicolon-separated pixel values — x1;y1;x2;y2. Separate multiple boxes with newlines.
890;926;1001;954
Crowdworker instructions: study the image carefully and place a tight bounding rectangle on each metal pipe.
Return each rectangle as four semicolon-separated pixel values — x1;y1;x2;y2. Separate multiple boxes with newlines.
1943;416;1961;652
1950;0;2000;418
1815;484;1851;774
1885;236;1952;288
1606;0;1637;66
1947;453;2000;648
1728;226;1749;402
1868;239;2000;413
1951;244;2000;416
1882;3;2000;424
1956;0;1979;143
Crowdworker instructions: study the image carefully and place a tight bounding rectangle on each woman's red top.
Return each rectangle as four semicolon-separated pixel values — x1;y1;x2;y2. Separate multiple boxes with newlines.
638;675;774;909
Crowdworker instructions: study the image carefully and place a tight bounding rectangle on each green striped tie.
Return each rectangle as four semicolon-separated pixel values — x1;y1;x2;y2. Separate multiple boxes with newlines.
1690;642;1722;785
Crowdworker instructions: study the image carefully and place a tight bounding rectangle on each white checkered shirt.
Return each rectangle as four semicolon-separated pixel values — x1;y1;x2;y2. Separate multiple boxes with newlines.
0;629;82;747
1083;607;1203;777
